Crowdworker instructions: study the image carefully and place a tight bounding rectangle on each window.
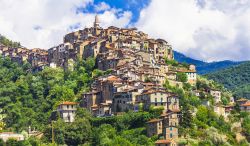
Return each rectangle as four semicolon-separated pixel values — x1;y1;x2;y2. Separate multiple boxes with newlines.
67;105;69;109
170;127;172;131
170;133;173;138
68;115;70;122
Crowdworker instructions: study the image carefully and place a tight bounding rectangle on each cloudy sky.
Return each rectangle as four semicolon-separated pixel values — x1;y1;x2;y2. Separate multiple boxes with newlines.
0;0;250;62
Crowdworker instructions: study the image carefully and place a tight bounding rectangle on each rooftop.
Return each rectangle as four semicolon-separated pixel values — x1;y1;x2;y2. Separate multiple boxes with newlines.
155;139;172;144
59;101;78;105
147;118;162;123
236;98;248;102
241;101;250;107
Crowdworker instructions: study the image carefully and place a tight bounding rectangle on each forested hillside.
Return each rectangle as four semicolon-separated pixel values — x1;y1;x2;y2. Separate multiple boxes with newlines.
206;61;250;98
0;57;159;145
174;51;243;74
0;57;249;145
0;34;21;48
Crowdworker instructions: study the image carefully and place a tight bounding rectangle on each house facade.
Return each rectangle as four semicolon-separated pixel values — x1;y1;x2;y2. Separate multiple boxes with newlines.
56;102;78;122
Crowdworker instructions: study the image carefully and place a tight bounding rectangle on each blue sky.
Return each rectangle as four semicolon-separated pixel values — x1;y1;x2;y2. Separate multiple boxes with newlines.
0;0;250;62
84;0;151;23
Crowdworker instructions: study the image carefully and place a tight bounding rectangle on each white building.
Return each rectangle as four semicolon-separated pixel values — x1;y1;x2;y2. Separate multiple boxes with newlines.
56;102;78;122
0;132;24;142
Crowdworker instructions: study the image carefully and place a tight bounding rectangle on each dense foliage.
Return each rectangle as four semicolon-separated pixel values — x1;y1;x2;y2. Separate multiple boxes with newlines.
206;61;250;98
0;35;21;48
0;57;158;145
164;76;250;145
0;56;95;132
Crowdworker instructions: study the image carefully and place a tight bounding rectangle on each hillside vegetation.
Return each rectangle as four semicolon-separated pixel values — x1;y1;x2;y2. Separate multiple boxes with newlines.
0;34;21;48
0;57;159;146
0;57;249;145
206;61;250;98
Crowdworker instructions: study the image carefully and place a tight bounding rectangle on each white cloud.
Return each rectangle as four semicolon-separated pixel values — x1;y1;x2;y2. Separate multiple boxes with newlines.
94;2;110;12
0;0;132;49
135;0;250;61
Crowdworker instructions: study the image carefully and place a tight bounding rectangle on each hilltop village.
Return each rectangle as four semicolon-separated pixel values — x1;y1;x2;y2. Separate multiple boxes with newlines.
1;16;250;145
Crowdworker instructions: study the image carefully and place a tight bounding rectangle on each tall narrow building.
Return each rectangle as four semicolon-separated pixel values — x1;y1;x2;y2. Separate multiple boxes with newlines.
93;15;100;28
93;15;101;36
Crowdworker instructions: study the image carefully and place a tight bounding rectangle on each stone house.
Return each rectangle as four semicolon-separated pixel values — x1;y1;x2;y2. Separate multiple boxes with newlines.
161;111;180;140
97;102;112;116
112;89;140;113
210;89;221;103
224;104;235;117
82;91;102;112
146;119;163;137
136;91;178;113
214;104;225;116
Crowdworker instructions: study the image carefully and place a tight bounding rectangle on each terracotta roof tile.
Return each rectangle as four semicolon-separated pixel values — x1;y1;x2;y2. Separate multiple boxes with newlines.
155;139;172;144
241;101;250;107
60;101;78;105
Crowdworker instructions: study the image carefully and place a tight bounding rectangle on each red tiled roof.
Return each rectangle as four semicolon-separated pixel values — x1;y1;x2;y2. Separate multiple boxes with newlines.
60;101;78;105
107;75;121;82
169;109;181;113
155;139;171;144
242;101;250;107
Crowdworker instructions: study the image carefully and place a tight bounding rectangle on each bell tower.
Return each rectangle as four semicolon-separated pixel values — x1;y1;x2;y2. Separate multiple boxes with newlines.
93;15;100;28
93;15;101;36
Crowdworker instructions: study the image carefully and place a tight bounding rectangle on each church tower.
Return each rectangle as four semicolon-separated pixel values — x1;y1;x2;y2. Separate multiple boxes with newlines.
93;15;100;28
93;15;101;35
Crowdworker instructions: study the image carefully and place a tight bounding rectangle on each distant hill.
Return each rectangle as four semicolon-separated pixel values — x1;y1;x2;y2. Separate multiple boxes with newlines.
174;51;244;74
205;61;250;98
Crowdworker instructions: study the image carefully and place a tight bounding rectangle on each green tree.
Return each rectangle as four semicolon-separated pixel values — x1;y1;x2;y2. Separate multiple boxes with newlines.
0;139;4;146
181;106;193;129
64;118;92;145
176;72;188;82
6;138;18;146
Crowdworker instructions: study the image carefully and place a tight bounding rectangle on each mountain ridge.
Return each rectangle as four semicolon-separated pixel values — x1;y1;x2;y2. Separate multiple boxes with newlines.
174;51;244;74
